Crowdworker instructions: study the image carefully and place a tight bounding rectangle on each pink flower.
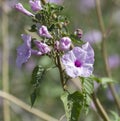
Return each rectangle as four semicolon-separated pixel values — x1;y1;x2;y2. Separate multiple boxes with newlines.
59;37;71;51
62;42;94;78
38;25;52;38
29;0;42;12
14;3;34;16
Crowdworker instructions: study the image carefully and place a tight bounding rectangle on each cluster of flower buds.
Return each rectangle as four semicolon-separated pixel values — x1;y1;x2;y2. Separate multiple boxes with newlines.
15;0;95;78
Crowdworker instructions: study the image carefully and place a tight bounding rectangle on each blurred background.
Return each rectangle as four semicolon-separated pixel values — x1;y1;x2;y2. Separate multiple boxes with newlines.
0;0;120;121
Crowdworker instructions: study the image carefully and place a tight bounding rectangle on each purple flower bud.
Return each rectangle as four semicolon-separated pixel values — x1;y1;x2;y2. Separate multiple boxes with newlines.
59;37;71;51
29;0;42;12
38;25;52;38
14;3;34;16
16;34;32;68
74;29;83;38
61;42;94;78
54;41;60;50
34;40;51;54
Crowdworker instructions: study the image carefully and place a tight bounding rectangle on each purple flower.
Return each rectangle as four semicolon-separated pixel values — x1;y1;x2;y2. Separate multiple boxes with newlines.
34;40;51;54
38;25;52;38
59;37;71;51
108;55;120;69
16;34;32;68
14;3;34;16
61;42;94;78
29;0;42;12
82;30;102;44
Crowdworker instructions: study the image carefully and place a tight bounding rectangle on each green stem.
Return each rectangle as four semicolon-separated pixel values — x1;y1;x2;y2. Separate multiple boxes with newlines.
56;55;66;91
1;2;11;121
92;93;110;121
95;0;120;111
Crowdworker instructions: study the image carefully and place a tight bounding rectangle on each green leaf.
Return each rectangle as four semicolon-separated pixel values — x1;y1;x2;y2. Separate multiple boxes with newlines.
61;91;84;121
110;111;120;121
29;24;37;32
30;89;37;107
30;65;45;106
100;77;115;85
81;77;94;113
31;65;45;86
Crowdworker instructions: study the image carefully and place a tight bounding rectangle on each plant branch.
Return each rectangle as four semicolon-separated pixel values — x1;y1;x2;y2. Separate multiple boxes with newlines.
95;0;120;111
0;91;58;121
56;55;66;91
92;93;110;121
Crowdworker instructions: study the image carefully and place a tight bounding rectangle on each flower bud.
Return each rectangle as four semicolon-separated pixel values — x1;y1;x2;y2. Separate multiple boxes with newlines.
38;25;52;38
74;29;83;38
54;41;60;50
14;3;34;16
59;37;71;51
29;0;42;12
34;40;51;54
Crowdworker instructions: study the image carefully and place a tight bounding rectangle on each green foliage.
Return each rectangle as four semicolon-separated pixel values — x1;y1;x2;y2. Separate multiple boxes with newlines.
61;91;84;121
30;65;45;106
81;77;94;113
110;111;120;121
92;75;115;88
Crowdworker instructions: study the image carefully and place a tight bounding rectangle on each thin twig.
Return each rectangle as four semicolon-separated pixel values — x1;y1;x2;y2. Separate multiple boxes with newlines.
95;0;120;111
1;1;10;121
92;93;110;121
0;91;58;121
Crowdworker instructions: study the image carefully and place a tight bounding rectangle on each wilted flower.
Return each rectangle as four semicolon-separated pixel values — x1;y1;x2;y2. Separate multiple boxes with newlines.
108;55;120;69
59;37;71;51
38;25;52;38
34;40;51;54
16;34;32;68
14;3;34;16
29;0;42;12
82;30;102;44
62;42;94;78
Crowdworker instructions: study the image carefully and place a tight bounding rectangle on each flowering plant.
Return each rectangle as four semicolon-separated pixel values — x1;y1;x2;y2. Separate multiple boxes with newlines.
14;0;120;121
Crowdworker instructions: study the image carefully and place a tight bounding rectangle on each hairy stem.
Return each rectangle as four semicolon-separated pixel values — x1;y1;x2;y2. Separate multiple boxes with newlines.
95;0;120;111
0;91;58;121
1;2;10;121
56;55;66;91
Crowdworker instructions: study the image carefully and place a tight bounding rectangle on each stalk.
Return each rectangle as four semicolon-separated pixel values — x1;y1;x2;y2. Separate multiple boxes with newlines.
1;1;10;121
95;0;120;111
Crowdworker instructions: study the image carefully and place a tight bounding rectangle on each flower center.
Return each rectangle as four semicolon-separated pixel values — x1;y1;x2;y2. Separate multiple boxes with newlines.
74;60;82;67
